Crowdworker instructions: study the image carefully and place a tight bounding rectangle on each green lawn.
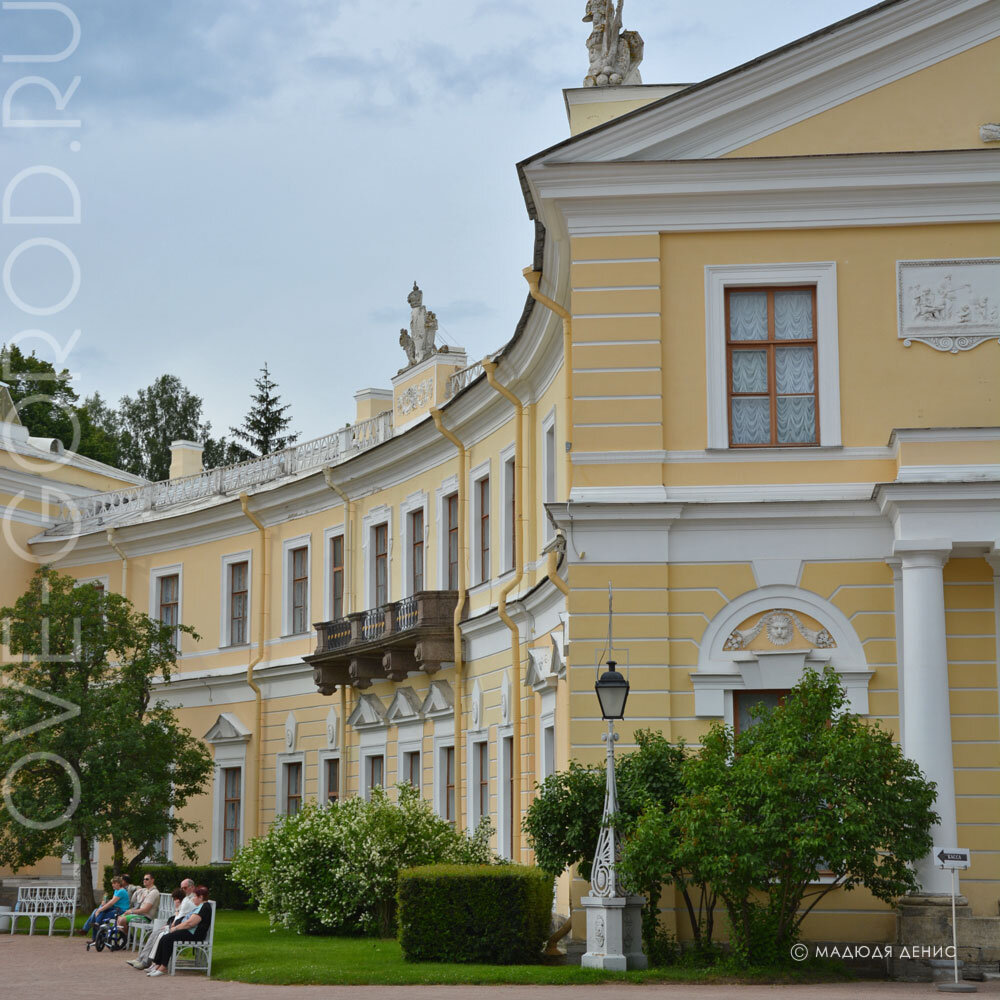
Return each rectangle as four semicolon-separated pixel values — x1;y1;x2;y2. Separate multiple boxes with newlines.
210;911;854;986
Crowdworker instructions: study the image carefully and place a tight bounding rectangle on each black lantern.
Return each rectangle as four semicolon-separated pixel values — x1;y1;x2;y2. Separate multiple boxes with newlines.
595;660;630;720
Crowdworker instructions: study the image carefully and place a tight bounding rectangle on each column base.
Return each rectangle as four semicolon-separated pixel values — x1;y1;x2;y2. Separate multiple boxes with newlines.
580;893;648;971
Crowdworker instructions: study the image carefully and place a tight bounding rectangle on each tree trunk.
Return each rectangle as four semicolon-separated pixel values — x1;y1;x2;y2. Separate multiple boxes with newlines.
78;837;97;913
112;836;125;875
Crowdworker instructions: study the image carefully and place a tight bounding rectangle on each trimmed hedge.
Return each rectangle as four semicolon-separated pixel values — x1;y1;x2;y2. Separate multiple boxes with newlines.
103;864;250;910
397;864;553;964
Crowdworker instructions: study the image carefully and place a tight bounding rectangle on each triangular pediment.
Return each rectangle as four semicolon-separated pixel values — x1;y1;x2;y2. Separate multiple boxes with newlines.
420;679;454;718
526;646;557;692
347;693;387;729
204;712;251;744
527;0;998;166
386;687;423;723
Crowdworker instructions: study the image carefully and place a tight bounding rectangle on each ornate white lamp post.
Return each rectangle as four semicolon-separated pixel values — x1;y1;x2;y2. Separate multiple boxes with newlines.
581;590;648;970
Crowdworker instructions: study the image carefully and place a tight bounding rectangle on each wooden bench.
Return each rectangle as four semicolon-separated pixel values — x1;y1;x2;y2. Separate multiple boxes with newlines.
9;885;77;936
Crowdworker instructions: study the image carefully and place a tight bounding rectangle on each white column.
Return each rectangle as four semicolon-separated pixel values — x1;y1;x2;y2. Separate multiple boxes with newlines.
894;539;956;895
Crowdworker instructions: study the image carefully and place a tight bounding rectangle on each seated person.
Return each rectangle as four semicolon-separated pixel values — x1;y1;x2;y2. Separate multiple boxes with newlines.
146;886;212;977
83;875;130;943
127;881;193;971
117;873;160;931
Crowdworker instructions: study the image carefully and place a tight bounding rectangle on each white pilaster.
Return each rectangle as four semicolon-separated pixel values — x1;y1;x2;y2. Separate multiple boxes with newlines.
894;539;956;896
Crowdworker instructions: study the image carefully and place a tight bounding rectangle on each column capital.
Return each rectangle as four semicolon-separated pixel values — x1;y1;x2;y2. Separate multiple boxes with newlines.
892;538;952;566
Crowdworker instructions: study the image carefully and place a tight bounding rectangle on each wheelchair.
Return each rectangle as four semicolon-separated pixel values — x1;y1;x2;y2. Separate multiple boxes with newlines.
87;913;128;952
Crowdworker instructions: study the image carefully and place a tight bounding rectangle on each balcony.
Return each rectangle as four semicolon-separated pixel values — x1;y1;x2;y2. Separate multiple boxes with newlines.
307;590;459;694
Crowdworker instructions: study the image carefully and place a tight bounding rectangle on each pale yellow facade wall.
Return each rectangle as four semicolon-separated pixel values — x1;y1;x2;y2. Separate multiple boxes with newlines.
727;37;1000;157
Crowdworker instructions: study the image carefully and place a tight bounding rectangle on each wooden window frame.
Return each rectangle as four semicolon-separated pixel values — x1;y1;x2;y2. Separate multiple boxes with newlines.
503;735;514;858
229;560;249;647
325;757;339;804
330;535;344;620
374;524;388;607
725;286;819;448
368;753;384;792
444;746;455;823
410;509;424;594
291;546;309;634
158;574;179;649
284;761;302;816
446;494;459;590
478;477;490;584
477;741;489;824
222;767;241;861
403;750;421;791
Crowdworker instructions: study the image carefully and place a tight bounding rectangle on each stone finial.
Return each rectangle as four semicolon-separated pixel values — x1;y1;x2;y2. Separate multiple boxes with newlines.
583;0;643;88
399;282;439;369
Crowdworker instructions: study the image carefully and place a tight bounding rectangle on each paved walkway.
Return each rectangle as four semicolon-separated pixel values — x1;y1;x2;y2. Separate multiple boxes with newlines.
0;934;996;998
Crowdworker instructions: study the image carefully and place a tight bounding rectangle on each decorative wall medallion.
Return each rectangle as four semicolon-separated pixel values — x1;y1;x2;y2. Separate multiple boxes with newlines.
396;378;434;415
981;124;1000;143
724;609;835;651
284;711;298;752
594;915;605;950
470;679;482;729
325;707;338;750
897;259;1000;353
500;672;511;726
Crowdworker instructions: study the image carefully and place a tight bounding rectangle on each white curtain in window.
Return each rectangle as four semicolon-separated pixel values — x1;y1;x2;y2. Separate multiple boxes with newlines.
731;397;770;444
777;397;816;443
774;290;813;340
775;346;814;394
728;291;767;341
731;349;767;393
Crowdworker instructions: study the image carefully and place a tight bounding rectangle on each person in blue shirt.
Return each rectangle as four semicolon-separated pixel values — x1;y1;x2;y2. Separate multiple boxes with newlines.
83;875;130;943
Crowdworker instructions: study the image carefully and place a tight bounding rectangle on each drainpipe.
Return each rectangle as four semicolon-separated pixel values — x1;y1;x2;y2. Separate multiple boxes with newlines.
482;358;525;861
239;493;268;838
545;533;570;598
430;406;467;834
322;468;354;792
106;528;127;597
523;267;573;494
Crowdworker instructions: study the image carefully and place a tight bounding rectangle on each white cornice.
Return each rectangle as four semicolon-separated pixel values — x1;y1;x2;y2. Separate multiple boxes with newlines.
528;151;1000;235
534;0;999;164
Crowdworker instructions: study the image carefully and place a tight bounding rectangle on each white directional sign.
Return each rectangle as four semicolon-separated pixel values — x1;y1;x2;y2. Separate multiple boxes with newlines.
934;846;971;870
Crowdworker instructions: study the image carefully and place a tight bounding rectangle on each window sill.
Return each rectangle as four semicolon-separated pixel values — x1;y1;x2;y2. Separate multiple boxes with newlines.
280;632;312;640
221;642;250;650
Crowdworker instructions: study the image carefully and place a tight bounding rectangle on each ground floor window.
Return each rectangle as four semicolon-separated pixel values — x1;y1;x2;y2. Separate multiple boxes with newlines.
284;761;302;816
367;754;384;793
222;767;241;860
325;758;339;803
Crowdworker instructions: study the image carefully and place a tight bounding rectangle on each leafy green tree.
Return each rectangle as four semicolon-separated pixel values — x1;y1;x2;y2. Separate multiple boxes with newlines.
116;374;224;480
524;730;691;957
1;344;119;464
229;363;298;459
638;667;937;966
0;568;213;912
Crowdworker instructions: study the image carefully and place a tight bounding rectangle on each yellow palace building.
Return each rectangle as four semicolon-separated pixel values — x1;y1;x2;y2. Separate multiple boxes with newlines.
2;0;1000;954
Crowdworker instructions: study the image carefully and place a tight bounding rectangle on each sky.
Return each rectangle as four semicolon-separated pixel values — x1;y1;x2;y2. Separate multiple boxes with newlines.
0;0;878;446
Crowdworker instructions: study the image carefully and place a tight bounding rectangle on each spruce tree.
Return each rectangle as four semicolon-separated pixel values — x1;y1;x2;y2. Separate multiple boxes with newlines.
229;363;298;458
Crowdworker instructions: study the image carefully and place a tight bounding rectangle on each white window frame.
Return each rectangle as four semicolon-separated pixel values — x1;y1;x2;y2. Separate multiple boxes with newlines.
219;550;252;648
499;444;516;575
468;735;490;831
281;535;312;636
211;759;246;864
149;563;183;653
434;736;456;822
435;475;459;591
275;751;307;817
317;749;341;805
704;262;841;450
542;408;557;543
362;505;392;609
468;460;491;589
399;491;428;597
322;523;348;620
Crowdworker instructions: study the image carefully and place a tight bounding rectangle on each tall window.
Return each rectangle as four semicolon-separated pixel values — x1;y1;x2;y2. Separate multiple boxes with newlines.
544;422;556;540
544;724;555;779
734;690;788;734
368;754;384;792
478;478;490;583
403;750;421;790
158;574;179;649
504;457;516;572
726;287;818;447
222;767;241;860
330;535;344;619
229;561;248;646
446;494;459;590
476;742;489;825
284;761;302;816
503;735;513;858
443;746;455;823
409;509;424;593
291;546;308;634
374;524;388;606
325;758;340;803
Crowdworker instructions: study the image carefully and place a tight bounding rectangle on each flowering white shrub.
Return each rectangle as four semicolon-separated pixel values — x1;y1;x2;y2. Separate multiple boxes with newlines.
232;783;497;935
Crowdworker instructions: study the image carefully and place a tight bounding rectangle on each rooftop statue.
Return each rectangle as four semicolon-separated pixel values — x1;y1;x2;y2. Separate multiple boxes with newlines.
399;282;439;368
583;0;643;88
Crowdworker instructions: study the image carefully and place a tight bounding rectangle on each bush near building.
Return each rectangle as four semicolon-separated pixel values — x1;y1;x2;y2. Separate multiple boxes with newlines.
397;864;553;964
231;784;497;936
